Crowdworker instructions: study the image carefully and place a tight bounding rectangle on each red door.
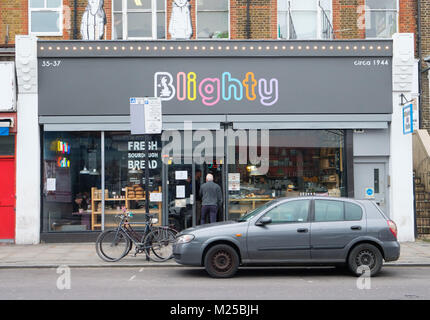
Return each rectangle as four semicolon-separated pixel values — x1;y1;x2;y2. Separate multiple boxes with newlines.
0;158;15;240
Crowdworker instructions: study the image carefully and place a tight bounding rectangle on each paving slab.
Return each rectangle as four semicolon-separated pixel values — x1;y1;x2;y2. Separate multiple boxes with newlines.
0;241;429;268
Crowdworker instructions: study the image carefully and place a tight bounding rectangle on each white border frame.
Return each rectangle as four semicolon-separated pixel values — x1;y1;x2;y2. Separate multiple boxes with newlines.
112;0;167;40
29;0;63;36
277;0;333;40
196;0;230;40
364;0;399;39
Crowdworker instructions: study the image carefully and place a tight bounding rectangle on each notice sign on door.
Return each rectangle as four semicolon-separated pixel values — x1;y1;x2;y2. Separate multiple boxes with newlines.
365;187;375;199
176;185;186;198
175;170;188;180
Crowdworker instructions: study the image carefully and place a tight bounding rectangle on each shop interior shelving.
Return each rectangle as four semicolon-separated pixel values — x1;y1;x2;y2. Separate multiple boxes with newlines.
91;186;162;230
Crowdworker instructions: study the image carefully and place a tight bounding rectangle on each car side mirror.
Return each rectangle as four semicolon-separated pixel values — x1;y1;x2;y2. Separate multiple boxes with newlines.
256;216;272;226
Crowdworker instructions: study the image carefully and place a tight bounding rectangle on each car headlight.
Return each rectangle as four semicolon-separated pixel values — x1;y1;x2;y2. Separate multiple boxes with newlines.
176;234;195;244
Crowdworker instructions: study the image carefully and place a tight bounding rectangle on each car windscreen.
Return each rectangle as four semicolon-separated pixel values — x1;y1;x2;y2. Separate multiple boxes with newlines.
237;199;280;222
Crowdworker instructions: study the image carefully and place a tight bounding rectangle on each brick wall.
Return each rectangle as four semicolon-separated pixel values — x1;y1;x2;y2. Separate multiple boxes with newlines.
332;0;365;39
0;0;28;44
0;1;420;43
0;0;113;43
230;0;277;39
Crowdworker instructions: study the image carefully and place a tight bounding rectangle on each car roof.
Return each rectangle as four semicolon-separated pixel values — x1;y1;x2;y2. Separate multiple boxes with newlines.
277;196;366;204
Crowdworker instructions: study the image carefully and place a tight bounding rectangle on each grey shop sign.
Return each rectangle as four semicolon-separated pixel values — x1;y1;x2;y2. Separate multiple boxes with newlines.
38;56;392;116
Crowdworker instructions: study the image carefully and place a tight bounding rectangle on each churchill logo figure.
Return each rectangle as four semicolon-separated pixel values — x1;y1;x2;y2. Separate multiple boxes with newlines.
80;0;106;40
169;0;192;39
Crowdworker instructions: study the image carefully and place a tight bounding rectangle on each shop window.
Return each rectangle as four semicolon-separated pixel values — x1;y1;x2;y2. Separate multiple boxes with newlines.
365;0;398;38
42;132;101;232
42;131;163;232
113;0;166;39
196;0;229;39
278;0;332;40
104;133;162;229
29;0;63;35
227;130;346;221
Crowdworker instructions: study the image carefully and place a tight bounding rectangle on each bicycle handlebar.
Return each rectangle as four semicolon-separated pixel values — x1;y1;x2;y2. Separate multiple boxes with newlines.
115;211;156;220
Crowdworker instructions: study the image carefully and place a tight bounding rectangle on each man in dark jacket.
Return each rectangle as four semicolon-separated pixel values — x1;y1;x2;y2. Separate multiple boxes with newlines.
199;173;222;224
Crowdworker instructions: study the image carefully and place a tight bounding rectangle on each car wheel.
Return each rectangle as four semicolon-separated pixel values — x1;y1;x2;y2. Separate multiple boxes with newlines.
204;244;239;278
348;243;383;277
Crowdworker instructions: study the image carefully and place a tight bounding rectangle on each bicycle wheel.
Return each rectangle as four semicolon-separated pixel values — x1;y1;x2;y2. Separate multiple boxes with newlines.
96;229;130;262
143;228;177;262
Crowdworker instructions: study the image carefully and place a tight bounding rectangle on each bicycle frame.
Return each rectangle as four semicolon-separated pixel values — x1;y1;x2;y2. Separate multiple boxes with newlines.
100;210;178;262
114;215;152;251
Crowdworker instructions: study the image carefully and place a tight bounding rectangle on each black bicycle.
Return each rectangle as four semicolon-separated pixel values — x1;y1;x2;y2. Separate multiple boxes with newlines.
95;209;178;262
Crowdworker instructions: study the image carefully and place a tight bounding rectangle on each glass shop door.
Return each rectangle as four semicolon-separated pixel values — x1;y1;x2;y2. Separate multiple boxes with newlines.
164;129;226;232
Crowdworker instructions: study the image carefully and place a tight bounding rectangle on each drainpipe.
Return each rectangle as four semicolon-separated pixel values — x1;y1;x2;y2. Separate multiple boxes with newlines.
418;0;422;129
73;0;78;39
246;0;251;39
5;25;9;44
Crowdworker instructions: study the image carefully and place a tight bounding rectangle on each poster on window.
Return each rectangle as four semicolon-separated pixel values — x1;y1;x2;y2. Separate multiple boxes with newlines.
127;136;161;172
175;170;188;180
44;160;72;202
228;173;240;191
176;185;186;198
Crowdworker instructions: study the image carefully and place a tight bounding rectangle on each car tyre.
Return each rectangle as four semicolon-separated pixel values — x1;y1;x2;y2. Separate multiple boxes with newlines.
348;243;383;277
204;244;239;278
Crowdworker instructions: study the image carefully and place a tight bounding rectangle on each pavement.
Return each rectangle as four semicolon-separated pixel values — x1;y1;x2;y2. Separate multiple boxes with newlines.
0;240;429;269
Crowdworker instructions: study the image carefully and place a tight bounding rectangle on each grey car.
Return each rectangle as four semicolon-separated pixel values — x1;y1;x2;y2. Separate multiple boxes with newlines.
173;197;400;278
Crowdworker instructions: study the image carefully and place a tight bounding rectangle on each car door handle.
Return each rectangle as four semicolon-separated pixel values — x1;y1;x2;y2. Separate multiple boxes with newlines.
297;228;309;233
351;226;362;230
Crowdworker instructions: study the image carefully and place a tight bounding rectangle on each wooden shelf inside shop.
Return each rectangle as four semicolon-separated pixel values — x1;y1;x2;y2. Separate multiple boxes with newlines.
90;186;162;230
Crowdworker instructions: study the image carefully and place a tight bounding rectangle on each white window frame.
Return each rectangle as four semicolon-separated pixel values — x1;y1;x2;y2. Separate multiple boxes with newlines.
277;0;332;40
29;0;63;36
112;0;166;40
196;0;230;40
364;0;399;39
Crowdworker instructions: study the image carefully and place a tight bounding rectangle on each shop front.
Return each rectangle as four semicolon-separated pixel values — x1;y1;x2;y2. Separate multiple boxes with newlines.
36;39;393;240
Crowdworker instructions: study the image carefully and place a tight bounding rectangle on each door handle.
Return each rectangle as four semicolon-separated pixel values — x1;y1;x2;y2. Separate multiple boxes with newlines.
297;228;309;233
351;226;362;230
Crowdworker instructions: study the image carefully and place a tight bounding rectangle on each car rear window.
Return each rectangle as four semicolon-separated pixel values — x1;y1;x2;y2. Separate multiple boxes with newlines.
345;202;363;221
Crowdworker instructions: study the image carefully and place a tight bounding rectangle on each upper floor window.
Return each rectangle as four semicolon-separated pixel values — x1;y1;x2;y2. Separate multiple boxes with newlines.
196;0;229;39
113;0;166;39
365;0;398;38
29;0;63;35
278;0;332;40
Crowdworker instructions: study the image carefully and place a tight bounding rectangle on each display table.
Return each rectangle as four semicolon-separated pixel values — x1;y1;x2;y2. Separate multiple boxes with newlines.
228;197;275;217
71;210;92;230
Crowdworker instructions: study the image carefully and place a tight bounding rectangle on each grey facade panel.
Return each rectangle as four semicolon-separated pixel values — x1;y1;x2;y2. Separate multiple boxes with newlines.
38;56;392;116
226;114;392;122
39;114;389;131
353;129;390;156
233;121;388;129
37;40;393;58
43;123;131;131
